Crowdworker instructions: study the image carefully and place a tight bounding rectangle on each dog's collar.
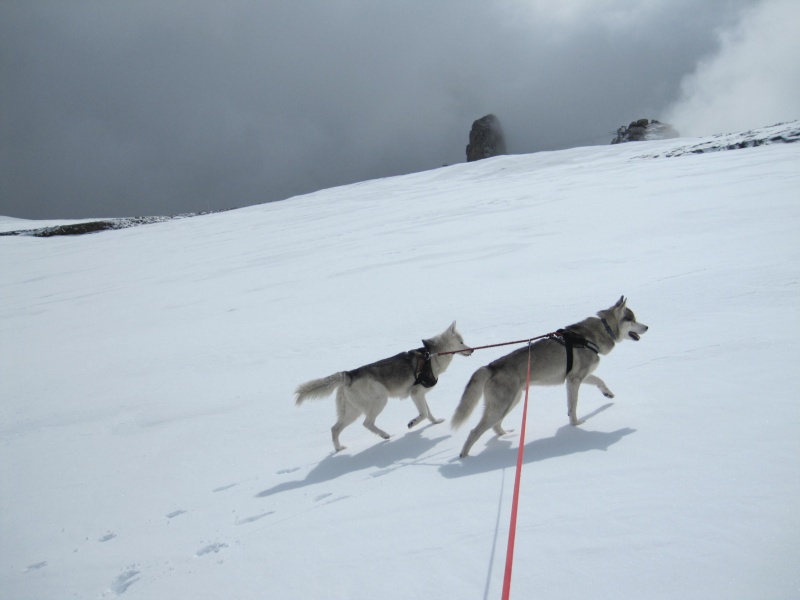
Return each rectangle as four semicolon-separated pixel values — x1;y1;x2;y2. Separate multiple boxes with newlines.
601;318;616;341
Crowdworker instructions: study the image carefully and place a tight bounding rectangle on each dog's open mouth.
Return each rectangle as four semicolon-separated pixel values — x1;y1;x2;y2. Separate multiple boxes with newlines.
461;348;475;356
629;332;641;341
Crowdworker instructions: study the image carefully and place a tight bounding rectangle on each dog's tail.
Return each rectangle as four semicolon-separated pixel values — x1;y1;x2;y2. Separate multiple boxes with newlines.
451;366;491;429
294;372;348;406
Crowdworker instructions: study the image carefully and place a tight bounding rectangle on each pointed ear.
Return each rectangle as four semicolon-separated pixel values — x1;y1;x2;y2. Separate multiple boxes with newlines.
422;338;433;350
615;296;626;308
449;321;457;332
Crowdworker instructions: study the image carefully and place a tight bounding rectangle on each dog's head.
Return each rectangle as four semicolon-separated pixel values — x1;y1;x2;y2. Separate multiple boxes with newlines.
424;321;473;356
607;296;649;342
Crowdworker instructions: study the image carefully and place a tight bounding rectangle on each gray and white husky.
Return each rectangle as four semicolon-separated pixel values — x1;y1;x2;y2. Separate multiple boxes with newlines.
452;297;648;457
295;322;473;452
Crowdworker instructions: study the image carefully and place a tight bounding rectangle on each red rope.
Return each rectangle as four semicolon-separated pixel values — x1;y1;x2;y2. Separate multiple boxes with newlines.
437;330;555;597
501;340;533;600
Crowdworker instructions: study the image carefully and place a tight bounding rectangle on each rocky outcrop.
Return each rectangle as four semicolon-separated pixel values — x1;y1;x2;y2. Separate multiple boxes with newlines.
466;114;506;161
0;211;227;237
633;121;800;158
611;119;679;144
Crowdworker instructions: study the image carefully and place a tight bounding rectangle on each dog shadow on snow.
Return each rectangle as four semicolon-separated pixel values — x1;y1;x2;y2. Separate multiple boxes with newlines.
257;405;634;495
255;426;450;499
439;403;636;479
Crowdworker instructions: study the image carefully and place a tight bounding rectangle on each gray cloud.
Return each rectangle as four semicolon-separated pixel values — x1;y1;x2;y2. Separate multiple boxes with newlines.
0;0;775;219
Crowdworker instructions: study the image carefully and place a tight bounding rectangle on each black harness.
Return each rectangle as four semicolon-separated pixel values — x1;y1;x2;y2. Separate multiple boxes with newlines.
411;322;612;384
550;329;600;375
411;349;437;388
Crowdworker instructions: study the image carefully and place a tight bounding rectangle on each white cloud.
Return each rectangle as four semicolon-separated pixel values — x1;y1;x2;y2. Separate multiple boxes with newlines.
665;0;800;136
522;0;667;29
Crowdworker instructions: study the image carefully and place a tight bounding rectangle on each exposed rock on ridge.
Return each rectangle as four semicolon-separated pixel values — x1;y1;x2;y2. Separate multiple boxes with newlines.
466;114;507;162
612;119;679;144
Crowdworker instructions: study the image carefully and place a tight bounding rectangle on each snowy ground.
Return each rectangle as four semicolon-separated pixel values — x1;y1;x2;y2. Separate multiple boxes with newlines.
2;124;799;599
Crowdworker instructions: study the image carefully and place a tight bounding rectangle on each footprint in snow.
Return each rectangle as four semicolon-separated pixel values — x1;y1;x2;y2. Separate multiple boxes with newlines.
235;511;274;525
212;484;237;493
277;467;300;475
196;542;228;556
313;492;348;505
166;510;186;519
25;561;47;573
322;495;348;506
99;532;117;542
370;468;396;478
111;567;140;595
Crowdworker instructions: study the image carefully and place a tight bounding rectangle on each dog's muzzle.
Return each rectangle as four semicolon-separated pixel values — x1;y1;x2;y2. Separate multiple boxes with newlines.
628;324;648;341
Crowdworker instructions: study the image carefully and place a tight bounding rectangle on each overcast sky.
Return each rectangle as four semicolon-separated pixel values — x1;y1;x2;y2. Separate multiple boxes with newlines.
2;0;798;220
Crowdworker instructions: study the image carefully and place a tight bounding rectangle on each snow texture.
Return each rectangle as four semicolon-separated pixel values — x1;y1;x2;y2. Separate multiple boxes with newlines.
1;122;799;599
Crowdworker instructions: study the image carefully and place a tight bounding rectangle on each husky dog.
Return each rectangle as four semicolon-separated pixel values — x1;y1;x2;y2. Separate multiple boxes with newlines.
295;322;473;452
452;297;648;457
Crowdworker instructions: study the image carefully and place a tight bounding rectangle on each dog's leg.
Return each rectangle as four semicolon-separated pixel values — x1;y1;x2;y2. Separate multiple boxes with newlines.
492;389;523;436
583;374;614;398
408;388;443;429
459;409;500;458
566;376;585;426
362;395;391;440
461;385;523;457
493;424;509;436
332;393;360;452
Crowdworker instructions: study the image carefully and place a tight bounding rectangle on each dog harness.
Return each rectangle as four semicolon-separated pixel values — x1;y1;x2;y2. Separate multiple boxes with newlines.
550;329;599;375
411;349;437;388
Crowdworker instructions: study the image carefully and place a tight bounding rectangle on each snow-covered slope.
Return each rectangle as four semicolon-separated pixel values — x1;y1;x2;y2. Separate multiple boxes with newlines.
637;120;800;157
2;124;799;599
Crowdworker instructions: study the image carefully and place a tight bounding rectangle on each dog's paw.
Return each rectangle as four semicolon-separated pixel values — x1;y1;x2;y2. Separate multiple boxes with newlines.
570;419;586;426
603;390;615;398
431;417;444;425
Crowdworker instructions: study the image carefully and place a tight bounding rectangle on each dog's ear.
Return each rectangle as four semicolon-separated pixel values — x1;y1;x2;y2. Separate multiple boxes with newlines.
422;338;433;351
610;296;627;317
448;321;457;332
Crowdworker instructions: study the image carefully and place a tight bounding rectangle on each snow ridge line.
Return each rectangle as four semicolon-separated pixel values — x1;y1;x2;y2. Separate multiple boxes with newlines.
635;121;799;159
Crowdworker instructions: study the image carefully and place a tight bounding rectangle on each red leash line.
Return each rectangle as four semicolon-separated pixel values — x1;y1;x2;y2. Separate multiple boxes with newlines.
501;340;533;600
437;330;553;597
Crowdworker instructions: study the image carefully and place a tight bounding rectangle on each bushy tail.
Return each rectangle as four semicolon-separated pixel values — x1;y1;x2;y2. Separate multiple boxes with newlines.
451;367;491;429
294;372;348;405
